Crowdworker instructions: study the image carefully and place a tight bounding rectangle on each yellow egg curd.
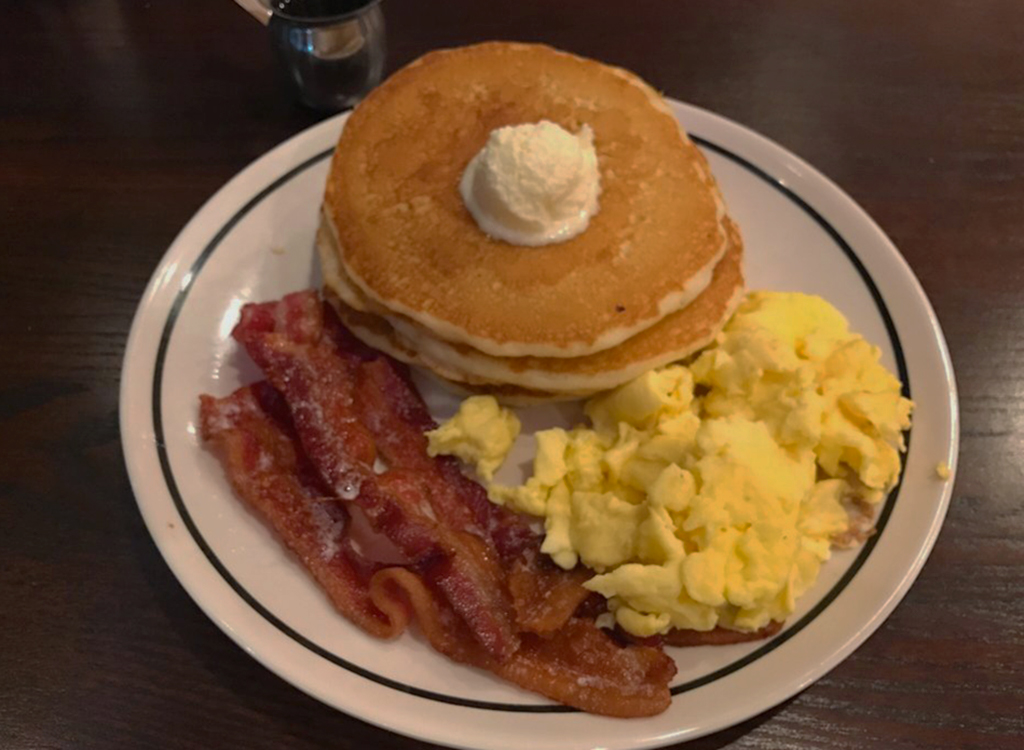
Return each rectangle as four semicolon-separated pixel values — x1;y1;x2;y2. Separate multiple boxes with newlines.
427;292;913;637
426;395;521;481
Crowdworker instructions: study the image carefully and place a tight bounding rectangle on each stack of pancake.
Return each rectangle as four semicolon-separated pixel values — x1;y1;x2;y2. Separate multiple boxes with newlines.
318;42;745;401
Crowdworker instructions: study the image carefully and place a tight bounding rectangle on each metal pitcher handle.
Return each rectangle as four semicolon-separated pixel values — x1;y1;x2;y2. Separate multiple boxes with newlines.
233;0;272;26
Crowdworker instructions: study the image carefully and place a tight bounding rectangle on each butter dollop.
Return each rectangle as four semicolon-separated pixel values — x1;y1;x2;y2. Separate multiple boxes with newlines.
460;121;601;246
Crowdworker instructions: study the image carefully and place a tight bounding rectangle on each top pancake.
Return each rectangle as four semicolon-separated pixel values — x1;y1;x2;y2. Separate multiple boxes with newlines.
325;41;728;359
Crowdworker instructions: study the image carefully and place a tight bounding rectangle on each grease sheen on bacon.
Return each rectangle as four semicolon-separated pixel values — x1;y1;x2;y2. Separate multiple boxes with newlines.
199;382;405;638
200;290;675;716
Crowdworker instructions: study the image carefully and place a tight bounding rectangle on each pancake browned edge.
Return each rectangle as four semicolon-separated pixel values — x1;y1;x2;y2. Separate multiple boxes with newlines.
322;218;745;401
322;289;583;404
323;41;731;359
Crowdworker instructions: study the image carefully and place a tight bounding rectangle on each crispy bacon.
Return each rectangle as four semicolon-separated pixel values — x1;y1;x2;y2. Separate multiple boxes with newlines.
232;292;521;660
323;307;538;562
235;304;376;502
200;290;676;715
234;288;324;345
371;567;675;717
351;356;527;556
506;621;675;717
199;383;405;639
508;552;594;635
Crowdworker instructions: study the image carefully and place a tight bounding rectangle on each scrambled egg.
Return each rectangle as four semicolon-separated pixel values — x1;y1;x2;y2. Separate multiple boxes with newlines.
431;292;913;637
426;395;521;481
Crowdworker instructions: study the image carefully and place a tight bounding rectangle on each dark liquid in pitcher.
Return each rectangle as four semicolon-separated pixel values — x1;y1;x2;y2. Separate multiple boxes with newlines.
269;0;384;110
273;0;372;19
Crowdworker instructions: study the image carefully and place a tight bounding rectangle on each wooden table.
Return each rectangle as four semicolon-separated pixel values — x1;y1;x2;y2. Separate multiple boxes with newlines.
1;1;1021;747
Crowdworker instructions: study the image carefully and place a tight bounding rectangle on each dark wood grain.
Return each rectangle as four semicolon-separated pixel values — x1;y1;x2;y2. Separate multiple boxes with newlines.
1;1;1021;748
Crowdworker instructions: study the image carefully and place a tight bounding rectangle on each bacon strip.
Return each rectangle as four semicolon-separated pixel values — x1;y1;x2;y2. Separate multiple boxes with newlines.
199;383;406;639
321;305;583;629
325;300;590;637
200;290;676;715
506;622;675;717
324;309;538;562
508;552;593;635
232;292;520;660
234;296;377;503
371;568;675;717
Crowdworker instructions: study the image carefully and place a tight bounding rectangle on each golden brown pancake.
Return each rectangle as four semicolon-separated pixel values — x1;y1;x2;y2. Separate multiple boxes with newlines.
324;41;729;358
323;220;745;396
323;289;586;404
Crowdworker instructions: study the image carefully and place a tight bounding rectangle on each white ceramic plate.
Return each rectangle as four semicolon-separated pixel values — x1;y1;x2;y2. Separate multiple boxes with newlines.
120;100;958;750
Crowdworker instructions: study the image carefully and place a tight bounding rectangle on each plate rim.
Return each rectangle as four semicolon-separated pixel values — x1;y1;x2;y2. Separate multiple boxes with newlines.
120;99;959;749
